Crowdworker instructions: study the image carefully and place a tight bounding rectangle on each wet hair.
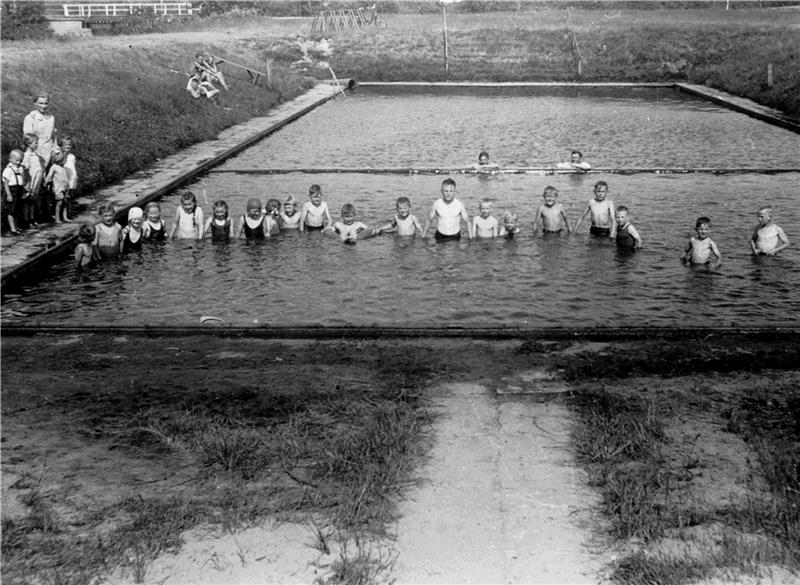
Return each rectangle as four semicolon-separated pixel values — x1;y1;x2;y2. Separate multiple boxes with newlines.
341;203;356;216
246;198;262;211
98;203;116;216
617;205;629;214
78;223;95;242
178;189;197;207
503;211;518;222
758;206;773;214
696;216;711;228
145;201;161;215
594;180;609;191
543;185;558;198
479;198;493;209
23;133;38;147
396;196;411;208
8;149;23;161
308;184;322;196
283;195;297;207
478;151;489;160
213;200;229;217
571;150;583;158
442;178;456;188
266;198;281;211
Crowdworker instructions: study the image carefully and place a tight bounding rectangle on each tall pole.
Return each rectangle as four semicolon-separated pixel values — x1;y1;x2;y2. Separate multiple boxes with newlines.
442;4;449;79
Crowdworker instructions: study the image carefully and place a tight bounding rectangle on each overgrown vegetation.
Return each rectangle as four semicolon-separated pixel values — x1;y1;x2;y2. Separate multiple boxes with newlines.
569;343;800;585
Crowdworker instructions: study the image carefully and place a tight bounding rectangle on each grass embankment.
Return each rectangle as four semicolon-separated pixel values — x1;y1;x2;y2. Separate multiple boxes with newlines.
0;336;438;584
558;340;800;584
0;37;315;200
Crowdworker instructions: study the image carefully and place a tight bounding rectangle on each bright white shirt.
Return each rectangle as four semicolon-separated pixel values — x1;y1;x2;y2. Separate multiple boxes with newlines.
431;198;466;236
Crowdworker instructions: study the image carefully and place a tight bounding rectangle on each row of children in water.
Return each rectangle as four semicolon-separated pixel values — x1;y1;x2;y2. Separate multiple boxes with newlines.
74;178;790;269
3;135;78;235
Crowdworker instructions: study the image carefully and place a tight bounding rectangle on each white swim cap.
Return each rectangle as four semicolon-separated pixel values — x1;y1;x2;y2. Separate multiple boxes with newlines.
128;207;144;221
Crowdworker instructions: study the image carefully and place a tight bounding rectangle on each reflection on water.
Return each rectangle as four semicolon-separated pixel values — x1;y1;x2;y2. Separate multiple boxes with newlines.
3;87;799;328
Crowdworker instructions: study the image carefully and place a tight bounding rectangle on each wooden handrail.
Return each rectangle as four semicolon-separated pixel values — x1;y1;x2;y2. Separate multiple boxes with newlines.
62;3;199;18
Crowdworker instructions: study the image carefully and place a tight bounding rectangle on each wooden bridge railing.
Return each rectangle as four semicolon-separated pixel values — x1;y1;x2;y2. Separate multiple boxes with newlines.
62;2;198;17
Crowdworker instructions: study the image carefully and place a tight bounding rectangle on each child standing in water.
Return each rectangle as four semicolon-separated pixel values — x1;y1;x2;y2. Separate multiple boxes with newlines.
143;202;166;241
472;198;499;238
324;203;377;244
170;189;204;240
574;181;615;238
93;204;122;259
265;198;282;235
498;211;520;239
377;196;423;236
280;195;302;230
204;200;233;241
120;207;145;254
238;198;269;239
74;223;96;270
422;178;472;240
473;151;500;172
532;186;571;235
614;206;642;251
557;150;591;171
300;184;332;232
751;206;790;256
683;216;721;267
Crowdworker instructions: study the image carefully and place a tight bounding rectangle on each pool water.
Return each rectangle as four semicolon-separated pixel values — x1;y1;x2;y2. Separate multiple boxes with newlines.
3;87;798;328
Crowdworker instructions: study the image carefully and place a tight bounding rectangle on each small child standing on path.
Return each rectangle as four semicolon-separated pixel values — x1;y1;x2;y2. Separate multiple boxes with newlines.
170;190;204;240
498;211;520;239
300;184;332;232
751;206;790;256
682;216;721;267
614;206;642;251
280;196;302;230
238;198;269;239
143;202;166;241
422;178;472;241
574;181;615;238
204;200;234;242
21;133;44;227
472;198;499;238
44;150;70;223
74;223;96;270
2;149;25;235
377;196;423;236
93;204;122;259
120;207;145;254
532;186;571;235
324;203;377;244
61;136;78;213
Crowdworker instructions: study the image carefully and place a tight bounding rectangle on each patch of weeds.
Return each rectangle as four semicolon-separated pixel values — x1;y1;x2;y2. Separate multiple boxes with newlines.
315;535;397;585
612;550;709;585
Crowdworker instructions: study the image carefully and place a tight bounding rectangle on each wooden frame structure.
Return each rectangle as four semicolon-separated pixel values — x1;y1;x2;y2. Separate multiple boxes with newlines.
62;3;198;17
310;6;381;34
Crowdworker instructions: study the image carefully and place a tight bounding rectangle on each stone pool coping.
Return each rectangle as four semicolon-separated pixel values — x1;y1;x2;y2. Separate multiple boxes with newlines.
2;81;797;290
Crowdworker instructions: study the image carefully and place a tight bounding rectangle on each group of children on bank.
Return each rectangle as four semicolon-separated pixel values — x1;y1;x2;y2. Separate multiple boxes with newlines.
73;176;790;270
3;92;77;235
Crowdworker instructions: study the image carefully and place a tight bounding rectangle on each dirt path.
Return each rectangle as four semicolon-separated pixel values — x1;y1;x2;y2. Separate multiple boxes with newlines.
390;383;602;584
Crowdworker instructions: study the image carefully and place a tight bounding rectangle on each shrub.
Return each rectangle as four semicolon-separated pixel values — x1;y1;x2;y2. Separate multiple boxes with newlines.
0;1;52;40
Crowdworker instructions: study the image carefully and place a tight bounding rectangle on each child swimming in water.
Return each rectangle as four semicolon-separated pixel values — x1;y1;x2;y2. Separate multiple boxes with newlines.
472;198;499;238
93;203;122;259
238;198;269;239
683;216;721;267
324;203;377;244
280;195;302;230
120;207;145;254
204;200;233;241
532;186;571;235
574;181;615;238
143;202;166;241
170;189;204;240
300;184;332;232
265;198;282;235
751;206;790;256
473;150;500;171
74;223;96;270
377;196;423;236
557;150;591;171
614;206;641;251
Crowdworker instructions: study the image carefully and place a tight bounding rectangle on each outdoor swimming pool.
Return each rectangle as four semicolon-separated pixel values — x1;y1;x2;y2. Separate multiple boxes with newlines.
2;86;798;328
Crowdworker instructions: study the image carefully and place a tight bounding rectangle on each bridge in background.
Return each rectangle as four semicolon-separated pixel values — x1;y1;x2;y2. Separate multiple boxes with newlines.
43;1;198;35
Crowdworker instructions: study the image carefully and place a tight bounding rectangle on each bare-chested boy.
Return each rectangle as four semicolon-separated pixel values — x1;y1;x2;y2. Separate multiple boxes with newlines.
573;181;615;237
683;216;721;267
532;186;570;234
751;206;790;256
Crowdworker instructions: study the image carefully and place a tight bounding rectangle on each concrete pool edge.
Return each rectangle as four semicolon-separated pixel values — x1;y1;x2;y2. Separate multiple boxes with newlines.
0;81;350;288
2;325;798;340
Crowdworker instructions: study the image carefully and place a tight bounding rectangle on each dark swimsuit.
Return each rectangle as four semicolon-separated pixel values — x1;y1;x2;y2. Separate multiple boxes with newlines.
304;224;324;232
145;222;166;242
122;229;143;253
210;219;231;242
590;226;611;237
615;224;637;250
243;217;265;240
435;231;461;241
